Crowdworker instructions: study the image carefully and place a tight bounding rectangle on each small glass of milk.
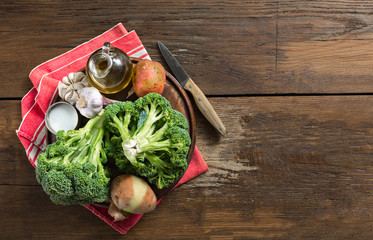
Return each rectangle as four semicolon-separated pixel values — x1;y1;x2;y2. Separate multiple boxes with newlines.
45;102;79;134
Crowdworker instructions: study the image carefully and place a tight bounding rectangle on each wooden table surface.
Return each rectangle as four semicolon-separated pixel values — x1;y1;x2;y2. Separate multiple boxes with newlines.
2;1;373;239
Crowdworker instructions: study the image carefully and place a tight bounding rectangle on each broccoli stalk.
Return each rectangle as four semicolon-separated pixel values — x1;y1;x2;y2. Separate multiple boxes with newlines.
35;111;110;205
121;102;167;162
104;93;191;189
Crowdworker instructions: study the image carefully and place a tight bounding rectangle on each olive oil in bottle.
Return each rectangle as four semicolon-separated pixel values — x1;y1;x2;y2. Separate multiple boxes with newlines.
86;42;133;94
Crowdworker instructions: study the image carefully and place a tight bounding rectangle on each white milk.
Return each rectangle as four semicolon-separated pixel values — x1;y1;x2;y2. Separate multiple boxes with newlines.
48;103;78;133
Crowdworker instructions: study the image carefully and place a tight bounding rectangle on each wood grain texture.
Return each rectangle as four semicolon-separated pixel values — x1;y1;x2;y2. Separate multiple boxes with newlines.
3;96;373;239
185;78;226;136
0;0;277;97
3;1;373;97
3;0;373;239
277;1;373;93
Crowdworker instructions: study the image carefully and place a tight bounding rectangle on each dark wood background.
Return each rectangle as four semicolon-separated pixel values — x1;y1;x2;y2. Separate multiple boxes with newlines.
2;0;373;239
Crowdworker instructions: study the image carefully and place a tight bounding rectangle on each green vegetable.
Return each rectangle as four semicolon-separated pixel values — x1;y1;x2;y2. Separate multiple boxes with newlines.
104;93;191;189
35;111;110;205
35;93;191;206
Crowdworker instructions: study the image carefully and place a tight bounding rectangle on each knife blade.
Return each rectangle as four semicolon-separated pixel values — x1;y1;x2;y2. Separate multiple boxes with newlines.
158;41;226;137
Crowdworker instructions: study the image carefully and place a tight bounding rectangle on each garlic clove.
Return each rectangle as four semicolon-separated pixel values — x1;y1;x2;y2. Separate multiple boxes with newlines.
70;92;78;104
81;75;89;86
58;82;67;99
59;72;89;106
62;76;70;85
67;72;76;83
72;82;86;91
74;72;86;82
64;90;77;105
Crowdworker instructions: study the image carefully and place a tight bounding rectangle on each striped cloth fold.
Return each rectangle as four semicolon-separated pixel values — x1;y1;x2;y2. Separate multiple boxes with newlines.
16;23;208;234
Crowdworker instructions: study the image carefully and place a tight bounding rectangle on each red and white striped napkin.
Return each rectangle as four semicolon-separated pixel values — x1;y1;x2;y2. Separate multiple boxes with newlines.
16;23;208;234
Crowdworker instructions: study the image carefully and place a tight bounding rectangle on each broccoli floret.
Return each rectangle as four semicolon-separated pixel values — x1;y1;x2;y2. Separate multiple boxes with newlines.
104;93;191;189
104;101;138;139
42;169;74;198
35;111;110;205
169;109;189;130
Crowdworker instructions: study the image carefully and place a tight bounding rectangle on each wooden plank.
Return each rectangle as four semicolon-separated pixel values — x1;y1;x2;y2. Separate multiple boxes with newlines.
277;1;373;93
5;1;373;98
0;100;37;185
3;96;373;238
0;0;276;98
4;1;373;97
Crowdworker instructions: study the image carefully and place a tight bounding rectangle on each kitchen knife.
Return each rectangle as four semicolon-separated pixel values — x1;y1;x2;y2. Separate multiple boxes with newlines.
158;41;226;137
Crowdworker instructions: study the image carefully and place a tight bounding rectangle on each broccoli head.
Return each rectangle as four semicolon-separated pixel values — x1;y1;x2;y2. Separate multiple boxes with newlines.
104;93;191;189
35;111;110;205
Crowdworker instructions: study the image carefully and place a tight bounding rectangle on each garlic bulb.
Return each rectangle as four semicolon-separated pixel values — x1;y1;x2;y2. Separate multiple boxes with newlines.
58;72;88;105
76;87;104;118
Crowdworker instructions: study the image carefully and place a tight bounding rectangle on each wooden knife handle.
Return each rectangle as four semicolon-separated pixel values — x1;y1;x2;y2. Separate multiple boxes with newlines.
185;78;226;137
